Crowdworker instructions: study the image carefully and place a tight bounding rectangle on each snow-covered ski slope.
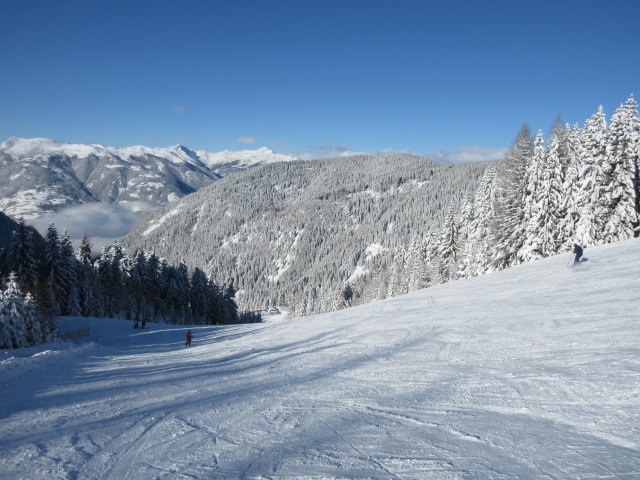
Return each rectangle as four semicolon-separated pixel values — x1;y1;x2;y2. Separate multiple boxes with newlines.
1;239;639;479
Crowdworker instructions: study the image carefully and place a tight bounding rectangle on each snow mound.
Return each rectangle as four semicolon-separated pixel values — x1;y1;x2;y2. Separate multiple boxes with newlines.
1;238;639;479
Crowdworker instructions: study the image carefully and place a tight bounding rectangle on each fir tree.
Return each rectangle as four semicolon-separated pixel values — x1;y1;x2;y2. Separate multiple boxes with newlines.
128;249;148;320
190;267;209;323
23;292;43;345
491;125;533;269
3;218;39;294
575;106;608;245
43;223;67;315
223;282;239;324
75;234;95;317
435;203;460;283
2;273;28;348
60;229;78;315
558;124;583;247
459;165;497;277
0;290;12;349
601;94;640;241
76;233;92;269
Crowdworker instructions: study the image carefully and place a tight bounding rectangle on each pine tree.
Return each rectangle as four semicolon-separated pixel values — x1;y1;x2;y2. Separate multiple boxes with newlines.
66;279;82;317
43;223;67;316
521;129;564;261
206;279;224;324
491;125;533;269
0;290;12;349
435;203;460;283
111;242;129;318
405;235;429;291
3;218;39;294
575;106;608;245
459;165;497;277
23;292;43;345
60;229;78;315
144;251;162;320
71;235;95;316
190;267;209;323
558;124;582;247
95;245;114;316
76;233;92;269
223;282;239;324
128;249;148;321
452;198;473;279
601;94;640;241
2;273;28;348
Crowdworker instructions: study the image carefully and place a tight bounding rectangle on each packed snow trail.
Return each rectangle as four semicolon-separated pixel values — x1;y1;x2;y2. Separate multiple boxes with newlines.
1;239;639;479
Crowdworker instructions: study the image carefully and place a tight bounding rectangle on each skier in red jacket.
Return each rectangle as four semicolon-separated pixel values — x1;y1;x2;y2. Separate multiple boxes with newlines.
185;331;193;346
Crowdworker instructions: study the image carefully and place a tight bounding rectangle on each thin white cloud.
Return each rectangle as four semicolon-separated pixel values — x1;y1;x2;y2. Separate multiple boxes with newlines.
172;106;185;114
237;136;257;145
426;146;507;164
288;144;506;163
31;201;155;253
294;143;367;160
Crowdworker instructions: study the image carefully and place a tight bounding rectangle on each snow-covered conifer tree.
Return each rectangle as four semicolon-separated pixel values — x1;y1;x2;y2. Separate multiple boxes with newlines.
405;235;429;291
23;292;43;345
206;279;224;324
601;94;640;241
1;273;28;348
521;129;564;260
459;165;497;277
0;290;11;349
491;125;533;269
453;197;473;279
128;249;148;321
575;106;608;245
74;234;95;316
435;202;460;283
190;267;208;323
43;223;67;315
76;234;92;268
223;282;239;324
558;124;583;247
60;229;79;315
3;218;39;294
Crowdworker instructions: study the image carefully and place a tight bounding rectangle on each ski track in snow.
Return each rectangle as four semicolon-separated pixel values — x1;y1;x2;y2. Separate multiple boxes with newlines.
1;239;640;479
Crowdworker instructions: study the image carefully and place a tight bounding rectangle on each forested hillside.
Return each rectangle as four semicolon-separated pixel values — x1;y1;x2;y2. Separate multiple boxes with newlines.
124;95;639;318
435;95;639;282
123;154;486;315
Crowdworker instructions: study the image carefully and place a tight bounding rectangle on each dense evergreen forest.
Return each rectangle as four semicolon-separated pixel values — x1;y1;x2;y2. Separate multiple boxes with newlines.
429;94;639;283
0;221;257;349
123;153;487;315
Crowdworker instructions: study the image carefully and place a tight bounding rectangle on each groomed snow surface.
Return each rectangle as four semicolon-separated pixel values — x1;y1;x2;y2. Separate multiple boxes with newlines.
1;239;639;479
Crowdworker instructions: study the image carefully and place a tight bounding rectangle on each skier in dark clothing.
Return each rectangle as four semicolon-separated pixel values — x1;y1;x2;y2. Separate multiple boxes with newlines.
185;331;193;346
573;243;583;264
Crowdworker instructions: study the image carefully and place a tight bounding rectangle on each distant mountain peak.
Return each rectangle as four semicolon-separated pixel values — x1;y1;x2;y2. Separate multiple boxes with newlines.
0;137;300;220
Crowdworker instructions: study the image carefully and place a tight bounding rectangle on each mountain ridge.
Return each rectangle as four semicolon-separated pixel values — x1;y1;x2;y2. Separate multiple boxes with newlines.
0;137;299;220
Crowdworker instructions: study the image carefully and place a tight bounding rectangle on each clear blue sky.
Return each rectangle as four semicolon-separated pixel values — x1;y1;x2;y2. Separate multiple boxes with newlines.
1;0;638;160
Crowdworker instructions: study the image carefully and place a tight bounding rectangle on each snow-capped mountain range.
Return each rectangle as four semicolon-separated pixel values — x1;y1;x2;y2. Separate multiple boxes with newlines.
0;137;298;219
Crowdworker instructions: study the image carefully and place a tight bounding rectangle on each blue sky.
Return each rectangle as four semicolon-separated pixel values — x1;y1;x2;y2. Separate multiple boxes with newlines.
1;0;638;161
